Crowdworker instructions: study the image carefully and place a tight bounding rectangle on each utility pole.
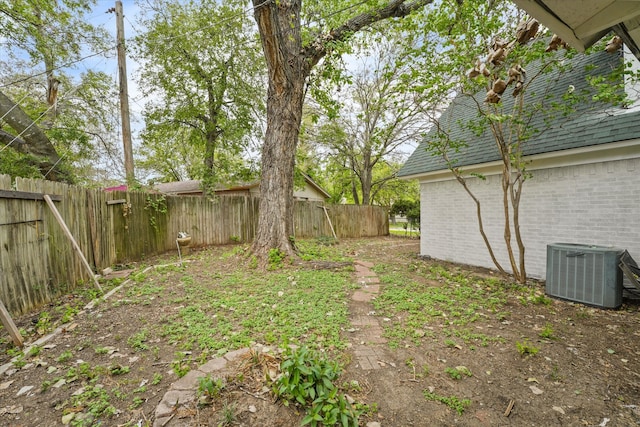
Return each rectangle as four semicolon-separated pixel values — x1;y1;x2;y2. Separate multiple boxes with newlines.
114;1;135;185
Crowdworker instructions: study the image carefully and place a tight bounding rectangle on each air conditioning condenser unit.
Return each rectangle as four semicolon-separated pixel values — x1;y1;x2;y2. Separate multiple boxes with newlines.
546;243;623;308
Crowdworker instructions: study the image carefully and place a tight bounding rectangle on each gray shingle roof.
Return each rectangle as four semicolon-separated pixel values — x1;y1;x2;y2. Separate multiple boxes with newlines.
399;49;640;178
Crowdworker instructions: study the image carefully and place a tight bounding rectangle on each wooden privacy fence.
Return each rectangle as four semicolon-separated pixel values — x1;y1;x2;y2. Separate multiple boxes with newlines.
0;175;388;315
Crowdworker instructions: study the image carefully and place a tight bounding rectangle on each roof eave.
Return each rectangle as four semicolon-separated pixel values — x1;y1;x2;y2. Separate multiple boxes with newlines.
512;0;640;60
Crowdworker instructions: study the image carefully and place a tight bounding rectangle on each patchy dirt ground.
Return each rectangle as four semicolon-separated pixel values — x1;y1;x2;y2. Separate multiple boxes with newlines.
1;238;639;427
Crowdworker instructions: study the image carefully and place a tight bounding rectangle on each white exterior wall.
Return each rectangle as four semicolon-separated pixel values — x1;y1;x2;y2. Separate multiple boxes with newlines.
420;157;640;279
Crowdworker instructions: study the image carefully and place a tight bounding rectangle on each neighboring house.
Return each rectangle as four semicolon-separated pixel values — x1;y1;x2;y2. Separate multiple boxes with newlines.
398;49;640;279
153;173;331;202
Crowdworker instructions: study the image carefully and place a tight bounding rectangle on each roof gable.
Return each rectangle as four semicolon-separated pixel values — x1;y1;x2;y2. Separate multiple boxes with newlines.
399;49;640;178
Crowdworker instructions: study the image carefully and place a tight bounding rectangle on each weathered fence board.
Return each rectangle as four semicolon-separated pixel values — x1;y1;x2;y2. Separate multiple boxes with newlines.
0;174;388;315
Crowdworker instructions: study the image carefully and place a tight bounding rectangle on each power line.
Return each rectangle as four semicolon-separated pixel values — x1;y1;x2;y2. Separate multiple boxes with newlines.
124;15;141;36
138;0;272;44
0;93;30;121
0;47;116;88
0;84;81;154
323;0;371;19
0;0;375;90
43;153;66;179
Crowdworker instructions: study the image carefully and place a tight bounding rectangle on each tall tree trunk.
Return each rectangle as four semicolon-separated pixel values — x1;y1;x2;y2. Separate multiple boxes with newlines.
361;154;373;205
251;0;306;257
250;0;433;259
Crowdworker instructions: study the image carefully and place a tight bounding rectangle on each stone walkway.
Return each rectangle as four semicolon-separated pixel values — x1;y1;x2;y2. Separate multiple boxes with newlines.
153;348;253;427
153;259;389;426
349;260;391;370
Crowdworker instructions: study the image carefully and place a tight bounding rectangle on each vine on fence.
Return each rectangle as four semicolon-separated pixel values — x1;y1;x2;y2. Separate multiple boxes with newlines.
144;195;167;232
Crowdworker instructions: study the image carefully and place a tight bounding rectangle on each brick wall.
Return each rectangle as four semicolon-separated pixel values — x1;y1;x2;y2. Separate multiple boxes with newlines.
420;158;640;279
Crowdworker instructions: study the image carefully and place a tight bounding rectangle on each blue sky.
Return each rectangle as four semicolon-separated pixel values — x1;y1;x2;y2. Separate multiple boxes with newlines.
87;0;144;120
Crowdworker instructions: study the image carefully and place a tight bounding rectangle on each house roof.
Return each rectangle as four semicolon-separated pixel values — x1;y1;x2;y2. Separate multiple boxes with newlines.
153;180;203;194
399;49;640;178
153;173;331;199
512;0;640;60
153;180;260;195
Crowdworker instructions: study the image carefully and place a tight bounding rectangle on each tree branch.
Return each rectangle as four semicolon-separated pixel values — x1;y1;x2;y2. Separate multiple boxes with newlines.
303;0;433;70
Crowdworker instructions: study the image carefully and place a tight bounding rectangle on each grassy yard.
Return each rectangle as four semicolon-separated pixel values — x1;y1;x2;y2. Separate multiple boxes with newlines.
388;225;420;238
1;238;638;427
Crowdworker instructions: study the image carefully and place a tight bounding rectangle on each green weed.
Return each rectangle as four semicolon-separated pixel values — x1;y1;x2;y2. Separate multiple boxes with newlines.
151;373;163;385
516;340;539;356
35;312;52;335
444;339;458;348
12;357;26;368
267;248;286;270
94;346;109;355
128;330;148;351
172;359;190;378
423;391;471;415
109;365;130;375
273;346;360;427
56;350;73;363
66;384;117;425
197;375;225;400
532;294;552;305
219;402;237;426
129;396;144;410
539;323;556;340
445;366;472;380
59;304;79;324
27;345;42;357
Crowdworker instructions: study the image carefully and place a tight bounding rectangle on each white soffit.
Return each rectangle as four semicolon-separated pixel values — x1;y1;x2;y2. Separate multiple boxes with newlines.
512;0;640;58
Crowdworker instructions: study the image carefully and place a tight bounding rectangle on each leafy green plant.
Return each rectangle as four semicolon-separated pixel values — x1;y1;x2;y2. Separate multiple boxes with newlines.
342;380;362;393
129;396;144;409
172;359;190;378
56;350;73;363
66;362;102;382
145;194;168;232
6;347;23;358
268;248;286;270
444;339;457;348
516;340;539;356
94;346;109;355
128;330;148;351
315;236;338;246
532;294;552;305
151;373;163;385
12;356;26;368
273;346;360;426
220;402;237;426
445;366;472;380
539;323;556;340
27;345;42;357
422;365;430;377
248;255;258;269
59;304;79;324
109;365;130;375
423;391;471;415
35;311;52;335
67;384;117;425
197;375;225;399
